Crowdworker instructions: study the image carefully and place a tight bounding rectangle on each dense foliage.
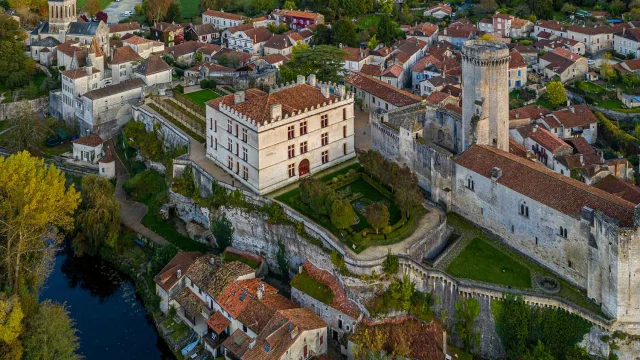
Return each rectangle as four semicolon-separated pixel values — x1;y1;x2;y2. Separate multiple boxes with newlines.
74;176;121;256
213;215;234;251
596;111;639;156
367;274;433;322
280;45;347;83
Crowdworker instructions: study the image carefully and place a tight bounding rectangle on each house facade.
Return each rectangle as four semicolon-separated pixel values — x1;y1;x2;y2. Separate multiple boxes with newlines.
614;28;640;59
270;9;324;30
202;10;246;30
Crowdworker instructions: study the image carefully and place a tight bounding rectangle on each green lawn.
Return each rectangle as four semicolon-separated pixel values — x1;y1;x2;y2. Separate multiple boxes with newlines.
77;0;113;11
124;170;210;252
339;178;401;232
180;0;201;19
185;89;221;106
222;251;260;269
577;81;605;94
290;270;334;305
356;14;383;31
593;98;640;113
447;238;532;288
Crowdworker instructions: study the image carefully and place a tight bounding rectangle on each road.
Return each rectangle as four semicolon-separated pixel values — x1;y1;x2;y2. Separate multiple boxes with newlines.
103;0;141;24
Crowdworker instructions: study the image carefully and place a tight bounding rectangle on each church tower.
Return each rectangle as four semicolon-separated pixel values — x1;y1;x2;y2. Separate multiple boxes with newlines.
461;40;510;152
48;0;77;33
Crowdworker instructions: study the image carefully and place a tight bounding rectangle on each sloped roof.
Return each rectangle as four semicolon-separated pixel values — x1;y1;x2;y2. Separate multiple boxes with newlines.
203;9;246;20
111;45;143;64
83;78;145;100
72;133;103;146
345;72;422;108
153;251;201;292
243;27;273;43
68;21;102;36
594;175;640;205
31;36;60;47
509;49;526;69
263;34;294;50
136;55;171;75
550;104;597;128
61;68;89;80
109;22;140;33
191;23;216;35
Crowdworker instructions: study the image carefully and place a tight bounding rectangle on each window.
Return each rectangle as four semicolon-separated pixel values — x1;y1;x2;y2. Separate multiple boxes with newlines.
300;141;308;154
519;201;529;218
215;138;217;150
243;325;247;333
321;132;328;146
320;335;324;345
288;144;295;158
568;260;572;269
242;166;248;180
242;147;247;161
511;225;514;233
559;226;568;238
466;177;474;191
242;128;247;142
343;143;347;155
300;121;307;135
288;125;295;139
321;114;328;128
235;124;239;137
210;135;213;148
343;125;347;138
343;108;347;120
288;163;295;177
322;150;328;164
227;119;232;132
228;138;232;151
535;237;538;245
227;156;233;169
338;319;343;329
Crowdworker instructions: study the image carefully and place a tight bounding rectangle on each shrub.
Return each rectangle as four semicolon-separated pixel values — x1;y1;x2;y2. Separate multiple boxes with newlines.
382;251;399;275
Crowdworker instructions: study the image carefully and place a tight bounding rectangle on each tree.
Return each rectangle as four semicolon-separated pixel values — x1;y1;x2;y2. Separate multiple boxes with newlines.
527;0;553;19
331;200;355;230
282;0;296;9
398;4;413;24
379;0;392;14
523;340;554;360
332;18;357;47
279;45;346;83
367;34;378;50
0;152;80;293
251;0;275;14
0;40;30;85
377;15;396;45
632;0;640;10
454;297;481;352
546;81;567;107
22;301;81;360
600;52;617;81
73;175;121;256
150;245;179;276
299;177;336;216
478;33;494;41
0;295;22;360
310;24;333;46
96;10;108;22
143;0;172;24
608;0;626;16
381;251;399;275
3;104;48;152
82;0;101;18
213;215;233;251
194;51;203;63
365;203;389;234
561;3;576;13
495;295;530;356
164;1;181;22
393;167;421;219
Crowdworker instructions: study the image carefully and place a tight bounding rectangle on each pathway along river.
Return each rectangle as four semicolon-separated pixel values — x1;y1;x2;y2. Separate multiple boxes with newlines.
40;244;176;360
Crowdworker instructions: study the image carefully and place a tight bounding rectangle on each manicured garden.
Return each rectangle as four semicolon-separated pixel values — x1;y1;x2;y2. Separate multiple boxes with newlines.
276;151;426;253
184;89;221;106
290;270;335;305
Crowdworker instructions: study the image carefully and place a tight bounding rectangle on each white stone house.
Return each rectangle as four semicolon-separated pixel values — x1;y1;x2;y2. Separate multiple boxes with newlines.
227;27;273;55
109;22;141;39
60;67;103;121
30;36;59;65
71;133;103;163
134;55;172;87
154;251;201;314
423;3;452;19
538;48;588;83
567;25;616;54
206;75;356;195
122;36;165;59
614;28;640;59
202;9;246;30
534;20;568;39
509;124;574;174
539;104;598;144
508;49;527;90
109;45;143;85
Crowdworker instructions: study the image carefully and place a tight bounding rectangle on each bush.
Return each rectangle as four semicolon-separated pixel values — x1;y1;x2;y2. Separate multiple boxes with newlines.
596;112;639;155
200;79;217;89
382;251;399;275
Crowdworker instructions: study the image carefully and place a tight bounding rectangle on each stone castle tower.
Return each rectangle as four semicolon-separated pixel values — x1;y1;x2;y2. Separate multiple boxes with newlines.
48;0;77;33
461;40;510;152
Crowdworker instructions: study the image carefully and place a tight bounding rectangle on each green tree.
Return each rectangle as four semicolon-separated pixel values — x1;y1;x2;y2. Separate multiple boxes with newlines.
600;52;617;81
194;51;203;63
381;251;399;275
0;152;80;292
367;34;378;50
73;175;121;256
608;0;626;16
331;199;355;230
561;3;576;13
377;15;397;45
0;40;31;87
22;301;81;360
310;24;333;46
149;245;179;276
495;295;530;356
393;167;421;219
398;4;413;24
279;45;346;84
3;103;49;152
143;0;172;24
546;81;567;107
251;0;275;14
523;341;554;360
83;0;101;17
332;18;358;47
213;215;234;251
455;297;480;352
365;203;389;234
164;1;181;22
527;0;553;19
282;0;296;9
379;0;392;14
0;295;23;360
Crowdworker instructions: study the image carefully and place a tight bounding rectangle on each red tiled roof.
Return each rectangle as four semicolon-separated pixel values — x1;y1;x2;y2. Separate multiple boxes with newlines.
300;261;361;318
509;49;526;69
594;175;640;205
381;64;403;78
243;26;273;43
424;91;453;105
153;251;201;292
550;105;597;128
111;45;142;64
345;72;422;108
73;133;103;146
206;311;231;334
509;105;550;121
261;53;289;65
226;23;254;34
565;136;595;154
457;145;637;227
342;47;370;62
136;55;171;75
525;126;573;154
567;25;617;35
61;68;88;80
203;10;246;21
537;20;565;32
109;22;140;33
274;9;322;20
509;138;528;158
216;282;252;318
122;35;152;45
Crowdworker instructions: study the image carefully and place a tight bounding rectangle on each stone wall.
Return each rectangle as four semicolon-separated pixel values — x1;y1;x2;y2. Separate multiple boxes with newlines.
133;105;190;150
0;96;49;120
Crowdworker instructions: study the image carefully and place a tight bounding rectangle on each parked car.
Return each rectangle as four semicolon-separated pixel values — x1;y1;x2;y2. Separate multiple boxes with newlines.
588;59;596;66
122;10;133;16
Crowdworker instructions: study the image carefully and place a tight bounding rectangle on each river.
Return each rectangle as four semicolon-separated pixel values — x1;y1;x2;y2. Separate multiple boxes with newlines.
40;245;176;360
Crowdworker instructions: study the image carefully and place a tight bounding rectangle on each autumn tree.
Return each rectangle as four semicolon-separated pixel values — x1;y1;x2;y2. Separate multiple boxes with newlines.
365;203;389;234
143;0;172;24
22;301;81;360
73;175;121;256
367;34;378;50
0;152;80;293
3;104;49;152
546;81;567;107
351;328;386;360
331;200;355;230
82;0;101;18
0;295;23;360
600;52;617;81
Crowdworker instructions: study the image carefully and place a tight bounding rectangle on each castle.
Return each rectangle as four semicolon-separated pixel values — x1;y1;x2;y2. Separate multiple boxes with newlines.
370;40;640;333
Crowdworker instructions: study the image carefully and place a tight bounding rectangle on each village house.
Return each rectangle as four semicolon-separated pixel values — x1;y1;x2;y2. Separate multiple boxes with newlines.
423;3;452;19
270;9;324;30
342;47;371;72
150;22;186;47
405;23;439;45
614;58;640;74
109;22;140;39
227;26;273;55
411;54;460;91
509;105;550;128
122;36;165;59
538;48;588;82
539;104;598;144
510;44;538;66
263;33;298;56
202;9;246;30
438;19;477;48
133;55;172;87
567;25;617;54
534;20;568;39
594;175;640;204
65;21;110;58
346;71;422;110
109;45;143;84
509;124;574;174
534;38;586;56
481;13;533;38
185;62;236;81
60;67;103;120
206;75;355;194
221;23;254;46
261;53;288;69
614;28;640;59
419;74;459;96
508;49;527;90
359;63;405;88
165;41;208;66
186;23;217;43
153;251;201;314
30;36;59;65
198;43;222;62
211;48;253;68
71;133;104;163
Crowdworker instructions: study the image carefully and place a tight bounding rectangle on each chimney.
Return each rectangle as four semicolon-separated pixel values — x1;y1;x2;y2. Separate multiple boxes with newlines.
580;154;584;165
257;283;265;300
532;124;538;132
337;84;346;97
290;326;299;339
270;103;282;120
86;66;93;75
569;106;574;113
307;74;316;87
177;269;181;278
297;74;305;85
234;91;245;104
321;85;330;98
491;167;503;181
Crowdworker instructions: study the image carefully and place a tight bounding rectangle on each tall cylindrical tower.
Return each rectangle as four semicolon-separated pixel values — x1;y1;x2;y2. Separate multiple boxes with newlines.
461;40;510;152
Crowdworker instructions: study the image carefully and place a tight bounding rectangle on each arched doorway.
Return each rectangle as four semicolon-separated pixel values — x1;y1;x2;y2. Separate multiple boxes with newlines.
299;159;310;176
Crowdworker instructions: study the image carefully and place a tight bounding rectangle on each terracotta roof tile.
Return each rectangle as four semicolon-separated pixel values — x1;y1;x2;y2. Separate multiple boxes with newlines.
109;22;140;33
111;45;142;64
206;311;231;334
565;136;595;154
222;329;251;358
509;49;526;69
345;72;422;108
61;68;89;80
522;125;573;154
136;55;171;75
509;105;550;121
594;175;640;205
509;138;528;158
300;261;361;318
273;9;322;20
72;133;103;146
153;251;202;291
457;145;637;227
243;27;273;43
549;105;597;128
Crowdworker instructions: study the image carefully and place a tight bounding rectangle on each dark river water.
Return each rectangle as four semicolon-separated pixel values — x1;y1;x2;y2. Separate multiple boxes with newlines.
40;246;176;360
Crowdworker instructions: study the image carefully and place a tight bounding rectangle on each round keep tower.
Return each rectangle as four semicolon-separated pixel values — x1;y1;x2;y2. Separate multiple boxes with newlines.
461;40;510;152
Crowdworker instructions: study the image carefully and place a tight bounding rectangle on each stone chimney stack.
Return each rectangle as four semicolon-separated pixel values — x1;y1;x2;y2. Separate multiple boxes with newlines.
321;85;330;98
532;124;538;132
307;74;317;87
337;84;346;97
177;269;181;278
270;103;282;120
234;91;245;104
257;283;265;300
297;74;305;85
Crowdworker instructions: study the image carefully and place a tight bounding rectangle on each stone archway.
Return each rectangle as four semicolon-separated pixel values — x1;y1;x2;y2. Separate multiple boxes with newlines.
299;159;310;176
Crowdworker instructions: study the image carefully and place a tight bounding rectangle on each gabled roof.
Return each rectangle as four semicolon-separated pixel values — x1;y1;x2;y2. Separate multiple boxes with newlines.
31;36;60;47
83;78;145;100
381;64;403;78
567;24;617;35
109;22;140;33
68;21;102;36
272;9;323;20
153;251;201;292
345;72;422;108
407;23;439;37
225;23;253;34
594;175;640;205
72;133;103;146
136;55;171;75
457;145;637;227
203;9;246;21
263;34;294;50
188;62;235;73
549;104;597;128
509;49;526;69
242;26;273;43
190;23;216;35
111;45;143;64
167;40;208;57
509;105;550;121
61;68;89;80
198;43;222;56
537;20;566;32
261;53;288;65
520;125;573;154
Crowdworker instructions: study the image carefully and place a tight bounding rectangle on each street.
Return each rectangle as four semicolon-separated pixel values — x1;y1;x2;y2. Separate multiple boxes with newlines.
103;0;141;24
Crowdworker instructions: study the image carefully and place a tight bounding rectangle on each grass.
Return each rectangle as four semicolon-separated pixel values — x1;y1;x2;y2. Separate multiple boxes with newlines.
356;14;383;31
77;0;113;11
577;81;605;93
222;251;260;269
290;270;334;305
184;89;221;106
147;103;206;143
445;213;606;317
124;170;210;252
39;138;71;158
447;238;532;288
594;98;640;113
179;0;201;19
339;178;401;232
